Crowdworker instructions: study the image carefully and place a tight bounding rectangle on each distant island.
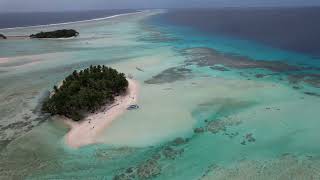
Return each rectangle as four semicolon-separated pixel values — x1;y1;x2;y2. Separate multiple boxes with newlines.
0;34;7;39
42;65;129;121
30;29;79;39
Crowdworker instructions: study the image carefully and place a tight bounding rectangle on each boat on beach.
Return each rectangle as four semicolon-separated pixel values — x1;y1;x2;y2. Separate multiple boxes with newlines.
127;104;139;110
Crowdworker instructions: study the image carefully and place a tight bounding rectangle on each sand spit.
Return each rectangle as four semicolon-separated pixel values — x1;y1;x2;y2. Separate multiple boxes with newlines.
63;79;139;148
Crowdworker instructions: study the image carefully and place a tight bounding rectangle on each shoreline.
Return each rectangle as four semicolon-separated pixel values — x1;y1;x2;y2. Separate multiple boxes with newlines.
0;11;145;31
63;78;139;148
1;35;29;40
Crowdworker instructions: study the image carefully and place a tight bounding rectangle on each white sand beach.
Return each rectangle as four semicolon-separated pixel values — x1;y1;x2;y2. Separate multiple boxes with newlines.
63;78;139;148
0;57;10;63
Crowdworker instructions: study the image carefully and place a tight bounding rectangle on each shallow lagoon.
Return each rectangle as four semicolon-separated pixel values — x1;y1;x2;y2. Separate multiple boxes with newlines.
0;10;320;179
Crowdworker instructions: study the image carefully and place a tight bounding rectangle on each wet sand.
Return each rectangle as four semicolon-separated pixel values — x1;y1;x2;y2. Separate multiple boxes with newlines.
63;78;139;148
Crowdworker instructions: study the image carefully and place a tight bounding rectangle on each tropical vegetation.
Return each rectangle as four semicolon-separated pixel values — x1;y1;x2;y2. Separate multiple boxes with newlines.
30;29;79;38
0;34;6;39
42;65;128;121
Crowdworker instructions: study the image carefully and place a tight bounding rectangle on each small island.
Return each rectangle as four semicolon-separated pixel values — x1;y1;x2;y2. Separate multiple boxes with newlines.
42;65;139;148
30;29;79;39
42;65;128;121
0;33;7;39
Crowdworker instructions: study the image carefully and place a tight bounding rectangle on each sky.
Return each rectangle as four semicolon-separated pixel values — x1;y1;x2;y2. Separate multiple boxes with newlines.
0;0;320;12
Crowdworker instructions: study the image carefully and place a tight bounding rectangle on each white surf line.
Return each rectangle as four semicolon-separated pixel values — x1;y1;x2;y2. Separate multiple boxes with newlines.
0;10;147;31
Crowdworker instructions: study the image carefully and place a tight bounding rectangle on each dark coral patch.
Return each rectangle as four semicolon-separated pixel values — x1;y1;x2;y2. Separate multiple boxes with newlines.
145;67;191;84
183;47;303;72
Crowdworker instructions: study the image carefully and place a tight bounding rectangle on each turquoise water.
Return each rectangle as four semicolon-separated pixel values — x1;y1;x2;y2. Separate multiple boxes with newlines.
0;10;320;179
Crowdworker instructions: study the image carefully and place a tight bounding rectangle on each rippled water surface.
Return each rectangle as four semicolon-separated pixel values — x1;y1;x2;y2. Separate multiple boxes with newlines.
0;9;320;179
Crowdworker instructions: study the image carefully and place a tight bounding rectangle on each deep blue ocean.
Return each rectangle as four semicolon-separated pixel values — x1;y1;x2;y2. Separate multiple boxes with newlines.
0;9;136;29
1;8;320;179
150;7;320;58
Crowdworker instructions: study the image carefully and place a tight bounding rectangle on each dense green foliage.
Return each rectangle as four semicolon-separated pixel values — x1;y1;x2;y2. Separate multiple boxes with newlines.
0;34;6;39
42;65;128;121
30;29;79;38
